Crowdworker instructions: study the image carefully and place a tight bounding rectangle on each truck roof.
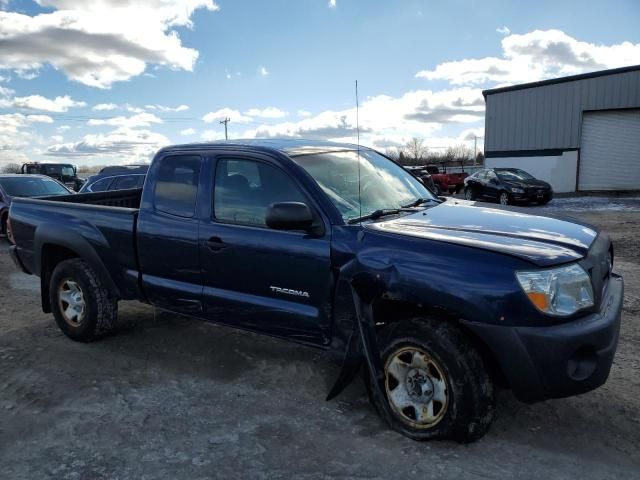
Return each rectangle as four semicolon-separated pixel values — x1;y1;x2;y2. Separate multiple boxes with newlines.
158;139;366;157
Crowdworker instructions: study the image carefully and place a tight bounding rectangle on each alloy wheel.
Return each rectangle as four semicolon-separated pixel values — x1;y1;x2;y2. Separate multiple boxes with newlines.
58;279;86;326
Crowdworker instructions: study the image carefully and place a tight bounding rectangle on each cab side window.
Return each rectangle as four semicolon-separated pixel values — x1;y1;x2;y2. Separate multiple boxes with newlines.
214;158;305;227
154;155;202;218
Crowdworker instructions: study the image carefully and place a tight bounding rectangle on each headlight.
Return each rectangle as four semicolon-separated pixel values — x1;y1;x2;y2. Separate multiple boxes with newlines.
516;264;594;316
511;187;525;193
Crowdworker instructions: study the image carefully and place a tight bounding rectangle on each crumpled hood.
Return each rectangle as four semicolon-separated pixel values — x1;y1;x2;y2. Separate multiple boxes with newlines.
367;200;598;266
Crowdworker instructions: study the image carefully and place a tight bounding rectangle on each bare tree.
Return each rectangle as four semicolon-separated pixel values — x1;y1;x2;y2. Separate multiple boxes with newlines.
0;162;21;174
384;147;403;162
442;144;474;166
405;137;427;165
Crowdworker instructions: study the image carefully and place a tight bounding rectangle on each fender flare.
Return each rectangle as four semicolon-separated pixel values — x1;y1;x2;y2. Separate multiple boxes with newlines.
34;224;121;310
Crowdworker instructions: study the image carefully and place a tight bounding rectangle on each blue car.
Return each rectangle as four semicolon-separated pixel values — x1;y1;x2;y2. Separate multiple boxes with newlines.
0;174;72;238
78;165;148;193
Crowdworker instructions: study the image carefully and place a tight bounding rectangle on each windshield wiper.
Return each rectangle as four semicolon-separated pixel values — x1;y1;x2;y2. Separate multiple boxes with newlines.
347;208;401;224
401;197;438;208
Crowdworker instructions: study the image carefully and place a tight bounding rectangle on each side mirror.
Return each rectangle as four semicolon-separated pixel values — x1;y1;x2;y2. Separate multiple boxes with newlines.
266;202;313;231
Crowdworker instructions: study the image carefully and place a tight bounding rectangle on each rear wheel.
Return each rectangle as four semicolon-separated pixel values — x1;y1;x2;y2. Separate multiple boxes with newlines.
433;184;442;196
499;191;511;205
50;259;117;342
365;318;495;443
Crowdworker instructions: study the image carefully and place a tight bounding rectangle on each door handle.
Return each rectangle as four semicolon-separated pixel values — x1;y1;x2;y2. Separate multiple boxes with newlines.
207;236;227;252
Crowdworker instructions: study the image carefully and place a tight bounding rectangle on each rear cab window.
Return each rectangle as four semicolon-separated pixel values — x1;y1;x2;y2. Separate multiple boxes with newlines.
154;155;202;218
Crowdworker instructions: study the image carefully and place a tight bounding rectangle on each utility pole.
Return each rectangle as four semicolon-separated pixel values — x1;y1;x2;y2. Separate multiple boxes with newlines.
472;135;484;165
219;117;230;140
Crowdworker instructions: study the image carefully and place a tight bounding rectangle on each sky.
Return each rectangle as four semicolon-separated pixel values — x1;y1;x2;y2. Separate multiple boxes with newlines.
0;0;639;166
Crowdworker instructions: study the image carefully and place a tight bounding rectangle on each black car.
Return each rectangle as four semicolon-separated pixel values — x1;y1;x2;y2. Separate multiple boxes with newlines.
79;165;148;193
404;166;437;194
464;168;553;205
0;174;72;238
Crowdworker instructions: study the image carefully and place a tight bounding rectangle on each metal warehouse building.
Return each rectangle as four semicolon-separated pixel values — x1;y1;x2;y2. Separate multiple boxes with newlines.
483;65;640;193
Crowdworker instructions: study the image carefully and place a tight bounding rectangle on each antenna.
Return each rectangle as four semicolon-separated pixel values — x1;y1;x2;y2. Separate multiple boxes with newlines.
355;80;362;223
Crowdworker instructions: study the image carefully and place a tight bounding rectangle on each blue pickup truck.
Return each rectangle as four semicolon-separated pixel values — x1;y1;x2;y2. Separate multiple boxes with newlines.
8;140;623;443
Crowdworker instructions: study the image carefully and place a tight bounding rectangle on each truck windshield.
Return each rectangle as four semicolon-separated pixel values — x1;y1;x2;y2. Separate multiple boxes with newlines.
43;165;75;177
291;150;435;222
0;177;69;197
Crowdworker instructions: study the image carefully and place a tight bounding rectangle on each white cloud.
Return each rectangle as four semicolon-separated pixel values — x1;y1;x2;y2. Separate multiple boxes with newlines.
496;26;510;36
9;94;86;112
201;129;225;141
50;135;64;142
47;126;170;163
0;1;220;88
259;66;269;76
0;112;58;163
233;87;484;150
146;103;189;112
179;127;196;136
92;103;117;111
57;125;71;132
26;114;54;123
124;104;145;114
328;0;336;8
297;110;312;117
88;112;162;128
244;107;288;119
416;29;640;86
202;108;252;124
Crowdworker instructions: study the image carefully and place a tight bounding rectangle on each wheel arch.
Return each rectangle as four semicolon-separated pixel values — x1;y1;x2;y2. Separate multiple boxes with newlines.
35;227;121;313
371;297;508;388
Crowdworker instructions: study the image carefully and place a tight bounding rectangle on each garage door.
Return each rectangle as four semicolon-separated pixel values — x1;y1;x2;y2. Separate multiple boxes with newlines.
578;109;640;191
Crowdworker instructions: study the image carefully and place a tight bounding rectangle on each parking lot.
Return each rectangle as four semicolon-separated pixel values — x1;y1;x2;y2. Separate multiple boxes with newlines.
1;196;639;479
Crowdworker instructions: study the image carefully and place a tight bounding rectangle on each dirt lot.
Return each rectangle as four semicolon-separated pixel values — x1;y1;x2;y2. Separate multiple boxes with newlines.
1;197;639;479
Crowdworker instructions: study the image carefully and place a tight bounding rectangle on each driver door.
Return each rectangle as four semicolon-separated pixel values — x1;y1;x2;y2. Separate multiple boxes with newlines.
199;154;333;346
484;170;501;200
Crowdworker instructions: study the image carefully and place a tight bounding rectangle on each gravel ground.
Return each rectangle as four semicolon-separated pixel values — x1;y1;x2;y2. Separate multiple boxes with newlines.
1;197;639;479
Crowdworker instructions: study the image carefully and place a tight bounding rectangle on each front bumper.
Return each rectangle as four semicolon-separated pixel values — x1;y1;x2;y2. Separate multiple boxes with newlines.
9;245;31;275
511;190;553;203
464;273;623;402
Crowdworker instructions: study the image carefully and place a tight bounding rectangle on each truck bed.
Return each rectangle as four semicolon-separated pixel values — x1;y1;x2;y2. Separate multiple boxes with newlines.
9;188;143;301
41;188;142;209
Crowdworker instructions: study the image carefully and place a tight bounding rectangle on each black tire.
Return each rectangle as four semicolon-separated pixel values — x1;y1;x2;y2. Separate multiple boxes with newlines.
498;191;511;205
433;184;442;196
49;258;117;342
365;318;495;443
464;186;476;201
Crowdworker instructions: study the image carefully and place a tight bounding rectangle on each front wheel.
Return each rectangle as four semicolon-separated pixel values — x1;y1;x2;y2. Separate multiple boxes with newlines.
464;187;476;201
366;318;495;443
498;191;511;205
50;258;118;342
